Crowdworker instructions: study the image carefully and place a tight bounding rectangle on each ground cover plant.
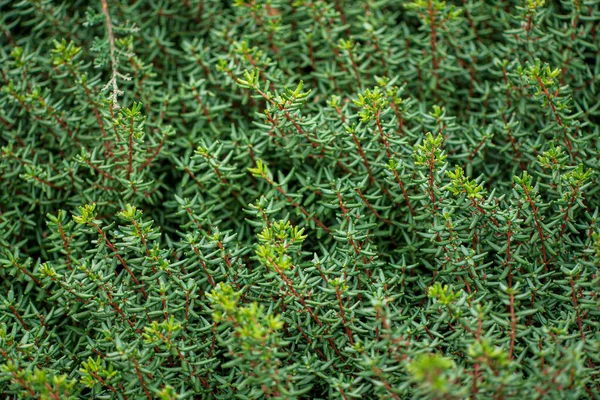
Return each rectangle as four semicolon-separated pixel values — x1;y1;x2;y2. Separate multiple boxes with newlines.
1;0;600;398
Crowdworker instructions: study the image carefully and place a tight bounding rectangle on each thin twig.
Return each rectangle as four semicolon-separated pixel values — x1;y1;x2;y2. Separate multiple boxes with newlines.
101;0;122;109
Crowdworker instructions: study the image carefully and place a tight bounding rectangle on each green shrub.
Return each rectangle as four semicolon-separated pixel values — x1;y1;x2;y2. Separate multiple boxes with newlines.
1;0;600;398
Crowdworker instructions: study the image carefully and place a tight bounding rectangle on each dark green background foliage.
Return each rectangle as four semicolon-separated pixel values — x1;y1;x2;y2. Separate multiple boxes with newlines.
1;0;600;398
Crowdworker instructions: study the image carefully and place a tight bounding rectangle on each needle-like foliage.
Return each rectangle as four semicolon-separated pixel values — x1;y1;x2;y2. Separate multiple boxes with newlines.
1;0;600;398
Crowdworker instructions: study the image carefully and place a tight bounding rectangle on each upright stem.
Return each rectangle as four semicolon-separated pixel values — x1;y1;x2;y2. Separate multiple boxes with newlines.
101;0;121;108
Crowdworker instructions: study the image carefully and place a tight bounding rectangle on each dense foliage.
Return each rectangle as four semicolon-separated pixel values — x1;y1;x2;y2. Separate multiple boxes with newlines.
2;0;600;398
